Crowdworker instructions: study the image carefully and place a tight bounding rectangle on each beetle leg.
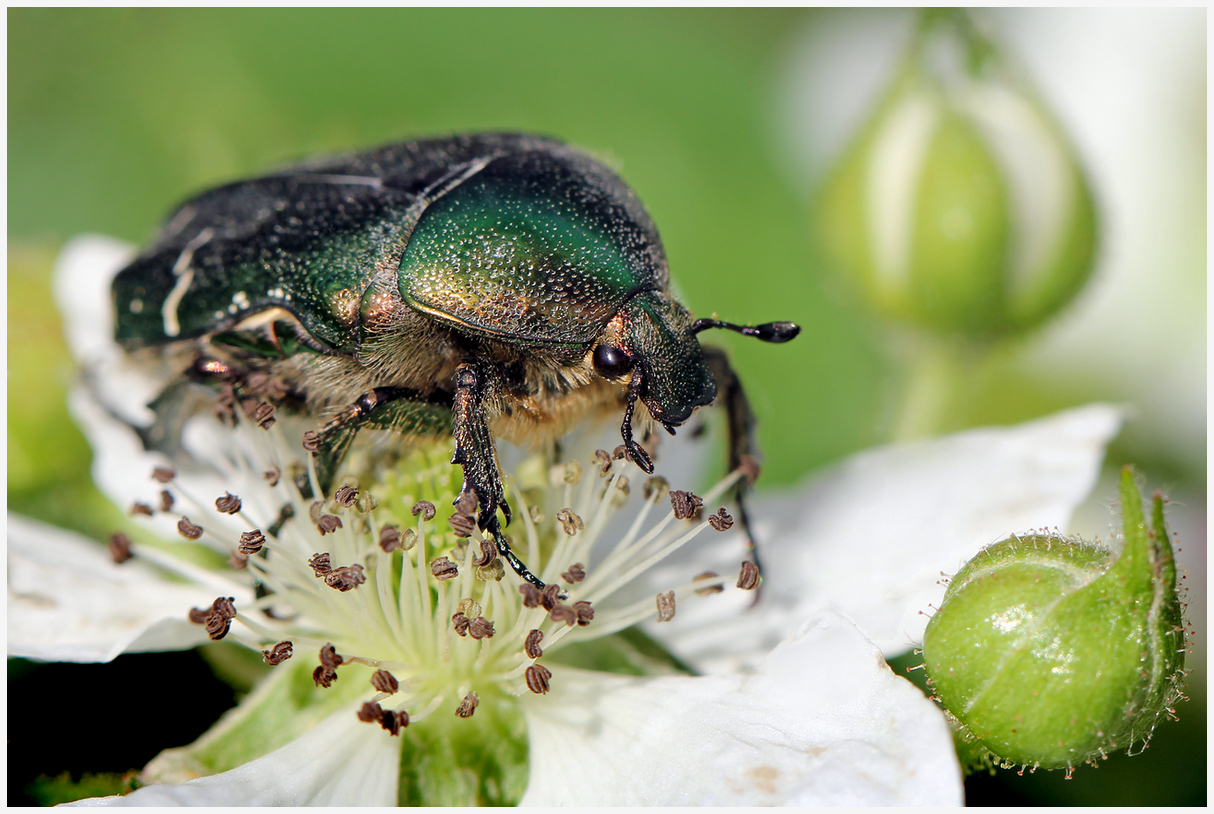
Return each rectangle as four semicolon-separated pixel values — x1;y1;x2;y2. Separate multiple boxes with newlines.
619;373;655;474
313;386;450;495
450;362;513;530
701;346;764;575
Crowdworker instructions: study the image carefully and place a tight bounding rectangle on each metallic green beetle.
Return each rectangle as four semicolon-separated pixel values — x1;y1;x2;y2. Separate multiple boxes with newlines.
113;133;799;588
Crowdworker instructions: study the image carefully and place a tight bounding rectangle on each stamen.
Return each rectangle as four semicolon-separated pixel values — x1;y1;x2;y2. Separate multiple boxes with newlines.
379;526;402;552
371;669;400;694
452;612;471;637
593;449;612;475
519;583;542;608
737;561;761;590
455;692;480;718
549;604;576;627
262;641;293;665
468;617;495;640
130;502;154;517
215;492;242;514
561;461;582;484
561;563;586;584
229;551;248;570
669;490;704;521
151;466;175;483
573;600;594;627
448;512;476;537
160;490;175;512
472;538;498;568
540;584;562;610
708;508;734;531
324;564;366;592
316;514;343;535
239;530;266;556
264;467;280;487
309;552;333;577
656;591;676;622
693;572;725;596
412;501;436;521
108;532;133;564
524;629;544;658
334;485;359;508
314;643;344;687
188;596;236;640
301;431;321;452
177;517;203;540
357;701;383;723
380;709;409;736
525;664;553;695
430;557;458;581
253;402;276;429
642;476;669;500
556;509;584;536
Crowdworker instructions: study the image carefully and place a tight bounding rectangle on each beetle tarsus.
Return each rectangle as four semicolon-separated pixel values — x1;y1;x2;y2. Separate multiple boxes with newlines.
486;516;547;590
619;373;655;474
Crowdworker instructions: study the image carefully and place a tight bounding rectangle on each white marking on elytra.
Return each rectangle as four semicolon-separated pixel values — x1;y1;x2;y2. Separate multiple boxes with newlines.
162;228;215;338
295;174;383;189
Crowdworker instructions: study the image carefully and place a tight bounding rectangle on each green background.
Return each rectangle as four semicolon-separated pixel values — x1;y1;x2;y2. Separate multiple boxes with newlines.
8;8;1204;805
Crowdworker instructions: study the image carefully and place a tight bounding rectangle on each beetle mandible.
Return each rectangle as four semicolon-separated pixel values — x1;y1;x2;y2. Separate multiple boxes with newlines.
112;133;800;589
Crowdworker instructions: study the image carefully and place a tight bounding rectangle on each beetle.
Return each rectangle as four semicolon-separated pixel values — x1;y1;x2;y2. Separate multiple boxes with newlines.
112;133;799;589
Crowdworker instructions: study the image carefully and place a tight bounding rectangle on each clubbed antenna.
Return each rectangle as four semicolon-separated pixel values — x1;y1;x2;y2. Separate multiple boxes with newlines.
691;319;800;343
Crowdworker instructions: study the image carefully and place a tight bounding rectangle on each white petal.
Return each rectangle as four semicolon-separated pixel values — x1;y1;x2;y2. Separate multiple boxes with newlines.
7;514;245;663
521;607;961;806
643;403;1123;670
63;706;401;806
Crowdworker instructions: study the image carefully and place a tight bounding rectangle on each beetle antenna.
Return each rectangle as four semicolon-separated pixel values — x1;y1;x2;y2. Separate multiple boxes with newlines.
692;319;800;343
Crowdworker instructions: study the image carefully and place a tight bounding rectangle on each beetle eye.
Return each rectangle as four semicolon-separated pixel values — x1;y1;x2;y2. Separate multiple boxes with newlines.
593;344;635;379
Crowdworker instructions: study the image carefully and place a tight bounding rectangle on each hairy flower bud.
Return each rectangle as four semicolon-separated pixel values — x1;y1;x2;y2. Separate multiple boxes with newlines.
922;466;1187;771
817;10;1097;341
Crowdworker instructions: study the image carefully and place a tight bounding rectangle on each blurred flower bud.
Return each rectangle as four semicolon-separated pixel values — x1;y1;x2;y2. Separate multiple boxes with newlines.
922;466;1187;772
817;10;1097;341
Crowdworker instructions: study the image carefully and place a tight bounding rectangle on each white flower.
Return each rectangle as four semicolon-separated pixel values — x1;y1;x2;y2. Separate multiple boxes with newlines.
8;236;1122;806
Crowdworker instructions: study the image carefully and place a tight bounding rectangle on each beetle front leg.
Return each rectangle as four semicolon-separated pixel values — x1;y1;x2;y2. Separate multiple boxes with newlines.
702;347;763;571
450;362;512;529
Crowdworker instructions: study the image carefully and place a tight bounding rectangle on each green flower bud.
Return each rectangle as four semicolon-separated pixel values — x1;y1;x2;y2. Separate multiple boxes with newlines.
817;10;1097;341
922;466;1187;772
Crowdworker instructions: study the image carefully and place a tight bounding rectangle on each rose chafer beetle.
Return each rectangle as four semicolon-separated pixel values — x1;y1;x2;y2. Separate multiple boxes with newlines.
112;133;799;589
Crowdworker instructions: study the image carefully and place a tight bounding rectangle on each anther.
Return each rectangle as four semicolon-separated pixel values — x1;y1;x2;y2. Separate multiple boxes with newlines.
108;533;133;564
264;467;280;487
556;509;584;536
160;490;175;512
130;502;153;517
693;571;724;596
151;466;175;483
708;508;734;532
379;525;402;552
540;584;562;611
519;583;542;608
656;591;676;622
317;514;343;535
642;476;670;500
563;461;582;484
468;617;496;640
561;563;586;584
357;701;384;723
430;557;458;581
301;431;321;451
455;692;480;718
455;490;478;516
524;629;544;659
737;561;761;591
253;402;276;429
314;643;343;687
324;564;366;592
452;612;471;637
593;449;612;475
611;444;628;461
615;475;630;495
355;491;378;513
334;484;358;508
215;492;242;514
573;600;595;627
411;500;436;521
177;517;203;540
445;511;471;536
239;529;266;556
309;501;325;524
203;596;237;640
380;709;409;736
313;666;338;688
309;552;333;577
187;607;210;624
669;491;704;521
549;604;577;627
262;641;293;665
371;669;399;694
525;664;553;695
473;538;498;568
